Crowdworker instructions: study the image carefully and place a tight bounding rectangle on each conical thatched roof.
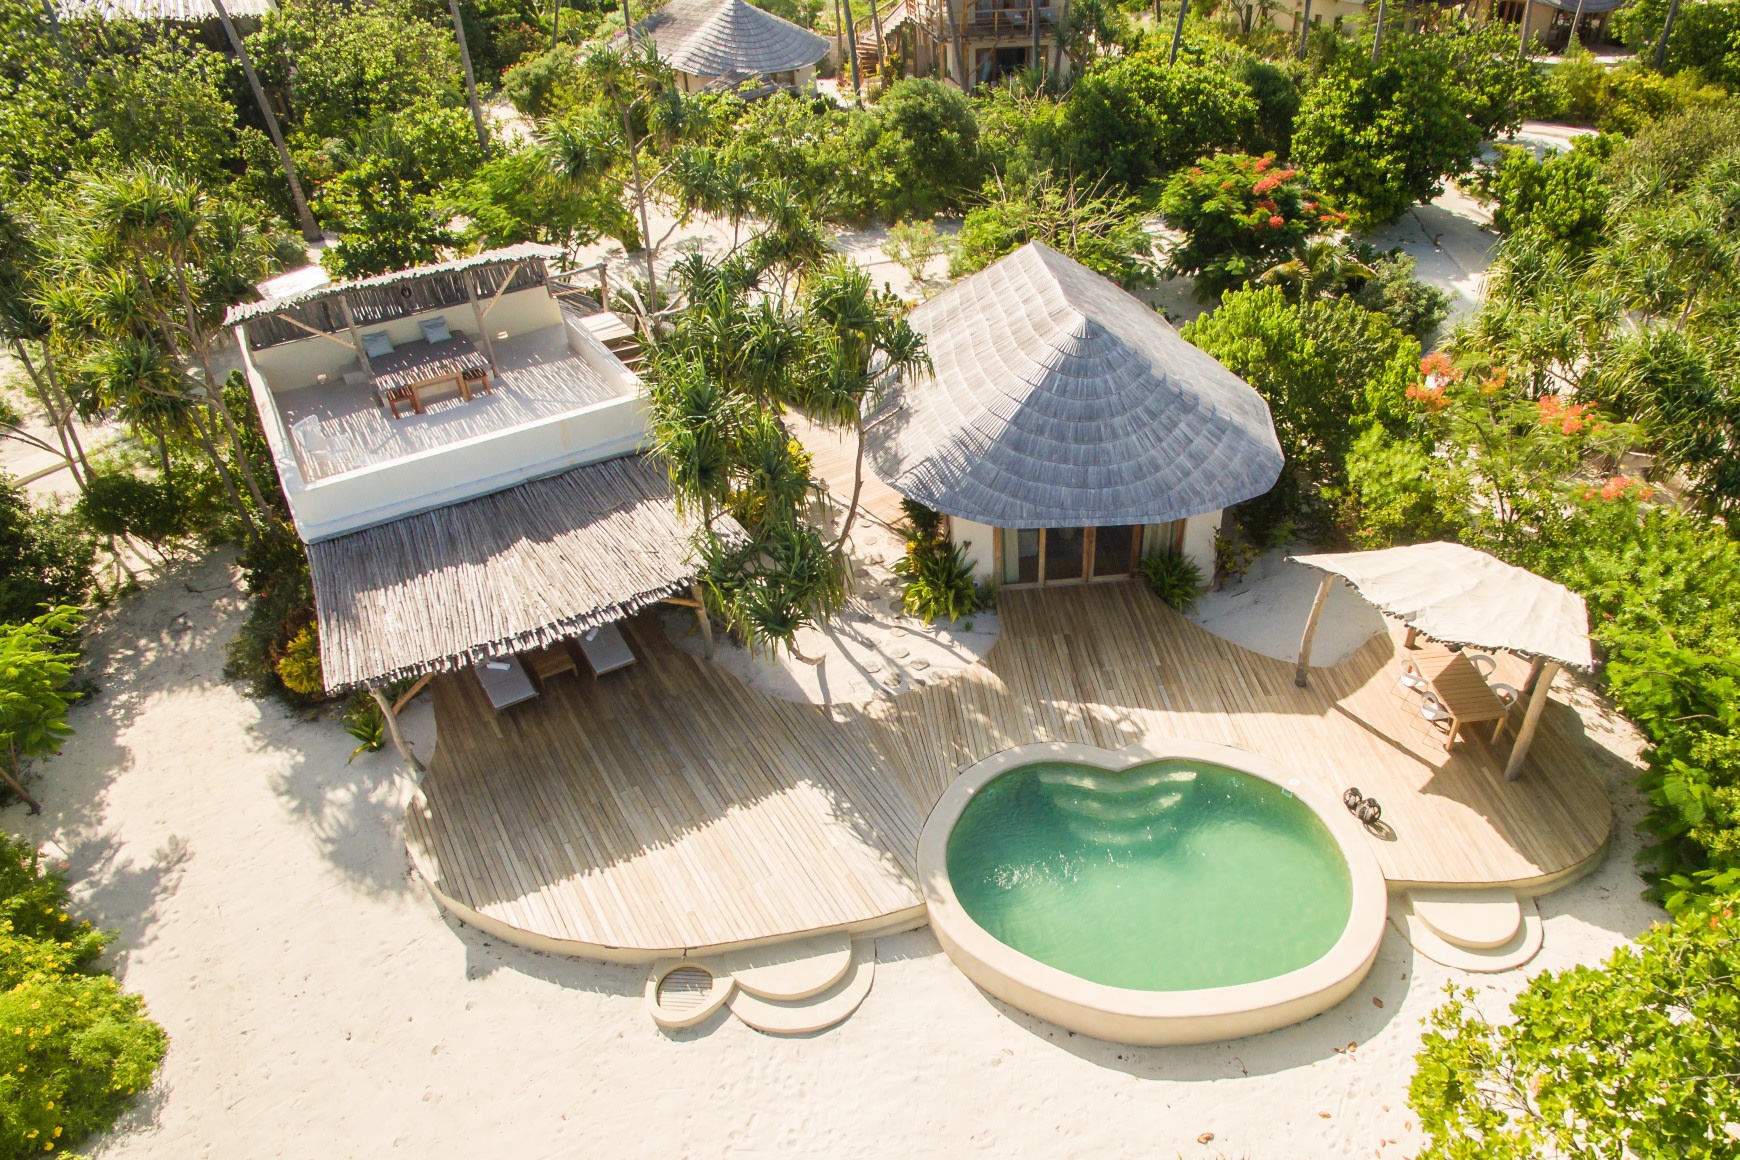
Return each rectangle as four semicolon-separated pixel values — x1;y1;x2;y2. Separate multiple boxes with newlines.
616;0;828;80
867;243;1284;529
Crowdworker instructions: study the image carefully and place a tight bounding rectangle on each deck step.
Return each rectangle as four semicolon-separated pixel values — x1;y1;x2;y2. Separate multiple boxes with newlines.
1408;887;1522;949
726;940;875;1035
1404;895;1542;973
718;931;854;1001
643;960;734;1029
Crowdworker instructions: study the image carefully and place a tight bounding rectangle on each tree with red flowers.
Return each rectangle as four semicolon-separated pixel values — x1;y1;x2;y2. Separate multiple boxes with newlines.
1158;153;1344;298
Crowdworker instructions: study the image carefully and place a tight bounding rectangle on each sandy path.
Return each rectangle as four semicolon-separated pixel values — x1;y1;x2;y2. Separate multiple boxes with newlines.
3;552;1659;1159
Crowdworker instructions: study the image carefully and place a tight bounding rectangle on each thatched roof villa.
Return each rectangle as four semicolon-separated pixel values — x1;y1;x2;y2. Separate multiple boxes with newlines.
613;0;830;93
868;242;1283;586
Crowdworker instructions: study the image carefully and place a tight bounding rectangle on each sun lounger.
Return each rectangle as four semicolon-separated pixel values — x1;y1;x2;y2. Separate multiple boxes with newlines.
577;622;636;675
473;655;538;709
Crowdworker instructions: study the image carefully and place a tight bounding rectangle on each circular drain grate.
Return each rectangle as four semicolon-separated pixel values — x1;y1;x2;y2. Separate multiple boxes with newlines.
656;965;716;1015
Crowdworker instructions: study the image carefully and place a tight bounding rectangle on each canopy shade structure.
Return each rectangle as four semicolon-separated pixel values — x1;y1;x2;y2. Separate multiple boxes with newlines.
866;242;1284;529
308;455;724;692
614;0;829;80
1288;542;1593;780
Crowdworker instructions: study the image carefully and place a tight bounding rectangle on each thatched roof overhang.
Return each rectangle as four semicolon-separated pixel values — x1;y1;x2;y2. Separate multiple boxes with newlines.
57;0;270;18
308;455;726;692
866;243;1284;530
613;0;829;78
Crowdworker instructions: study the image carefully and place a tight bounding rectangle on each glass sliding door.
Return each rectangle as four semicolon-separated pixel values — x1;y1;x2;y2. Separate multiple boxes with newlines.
1090;525;1138;579
1043;526;1087;584
1004;527;1041;585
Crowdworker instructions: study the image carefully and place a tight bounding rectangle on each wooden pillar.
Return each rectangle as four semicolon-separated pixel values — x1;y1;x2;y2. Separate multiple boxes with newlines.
1522;655;1547;694
691;580;715;659
1294;572;1334;687
464;271;498;370
1504;661;1558;780
336;294;373;378
369;685;426;775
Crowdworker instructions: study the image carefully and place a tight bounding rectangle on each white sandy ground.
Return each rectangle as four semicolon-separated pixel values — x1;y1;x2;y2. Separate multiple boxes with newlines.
3;549;1661;1159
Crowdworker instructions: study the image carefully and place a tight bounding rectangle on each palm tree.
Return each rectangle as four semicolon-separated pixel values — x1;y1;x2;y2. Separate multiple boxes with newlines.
0;204;90;491
1258;239;1376;301
796;258;929;549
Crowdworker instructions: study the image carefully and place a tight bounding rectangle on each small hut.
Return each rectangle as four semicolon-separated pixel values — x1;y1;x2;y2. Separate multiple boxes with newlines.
615;0;830;93
866;242;1283;587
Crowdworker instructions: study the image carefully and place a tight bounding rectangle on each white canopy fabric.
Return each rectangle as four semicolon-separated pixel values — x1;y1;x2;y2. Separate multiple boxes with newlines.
1288;542;1593;671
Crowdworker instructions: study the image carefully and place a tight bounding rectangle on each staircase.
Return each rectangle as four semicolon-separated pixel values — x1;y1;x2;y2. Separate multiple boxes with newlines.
1037;765;1198;847
576;309;645;372
855;0;912;74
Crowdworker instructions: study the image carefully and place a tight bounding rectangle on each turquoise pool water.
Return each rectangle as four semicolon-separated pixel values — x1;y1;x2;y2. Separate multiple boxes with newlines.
944;760;1354;992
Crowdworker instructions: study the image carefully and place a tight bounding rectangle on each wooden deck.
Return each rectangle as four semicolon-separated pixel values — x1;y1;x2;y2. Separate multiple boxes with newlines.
405;583;1615;959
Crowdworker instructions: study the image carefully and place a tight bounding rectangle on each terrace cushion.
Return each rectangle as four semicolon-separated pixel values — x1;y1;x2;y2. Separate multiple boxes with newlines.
419;316;453;344
362;329;395;358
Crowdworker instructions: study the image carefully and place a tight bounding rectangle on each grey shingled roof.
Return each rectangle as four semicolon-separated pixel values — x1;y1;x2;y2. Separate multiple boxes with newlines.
867;243;1284;529
308;455;725;691
615;0;828;79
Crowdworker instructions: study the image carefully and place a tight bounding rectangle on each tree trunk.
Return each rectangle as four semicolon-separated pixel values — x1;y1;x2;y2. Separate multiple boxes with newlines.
1516;0;1530;54
832;413;869;551
189;408;258;537
37;344;92;480
1295;0;1310;59
844;0;863;94
550;0;563;49
213;0;322;242
1171;0;1189;64
170;266;274;517
369;686;426;775
1032;0;1042;74
624;109;659;312
448;0;493;159
1372;0;1387;59
621;0;635;44
0;755;42;816
10;342;84;492
871;0;889;80
1653;0;1679;68
1050;0;1069;77
1567;0;1587;46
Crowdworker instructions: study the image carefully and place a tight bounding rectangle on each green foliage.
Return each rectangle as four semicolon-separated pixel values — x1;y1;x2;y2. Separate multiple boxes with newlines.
1159;153;1343;296
275;626;325;697
869;79;981;220
343;692;387;762
1409;893;1740;1159
224;524;320;703
1614;0;1740;90
895;511;983;623
1546;49;1729;135
884;219;949;292
456;143;632;253
1340;424;1461;548
1138;551;1204;613
0;834;167;1157
1293;22;1544;228
74;472;188;551
952;174;1156;287
974;86;1067;188
501;46;585;118
0;477;94;627
1062;53;1257;188
1347;245;1452;342
0;606;83;808
1483;137;1615;249
1181;286;1419;527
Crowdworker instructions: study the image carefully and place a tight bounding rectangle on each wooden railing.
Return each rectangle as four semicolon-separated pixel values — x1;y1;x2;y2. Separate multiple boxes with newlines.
547;261;610;315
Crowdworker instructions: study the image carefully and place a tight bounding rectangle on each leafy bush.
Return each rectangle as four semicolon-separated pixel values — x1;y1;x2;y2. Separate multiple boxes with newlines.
224;524;320;703
869;79;981;220
1139;551;1204;613
952;174;1156;287
74;472;188;551
343;692;387;762
1614;0;1740;90
0;477;95;626
897;540;984;623
1347;245;1451;342
275;626;325;697
1409;892;1740;1159
1541;50;1725;136
500;45;582;118
897;498;944;543
0;607;83;815
1062;54;1256;188
884;219;949;292
0;836;166;1156
1159;153;1343;297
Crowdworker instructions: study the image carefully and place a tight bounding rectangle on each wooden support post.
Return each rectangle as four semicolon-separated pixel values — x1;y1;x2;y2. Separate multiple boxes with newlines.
464;271;497;370
1295;572;1334;687
691;580;715;659
1504;661;1558;780
336;294;373;378
369;685;426;775
1522;655;1547;694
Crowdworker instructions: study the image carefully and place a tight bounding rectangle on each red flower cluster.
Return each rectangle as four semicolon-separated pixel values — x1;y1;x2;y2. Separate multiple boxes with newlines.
1267;215;1285;228
1583;476;1646;502
1536;396;1593;435
1418;352;1463;386
1254;156;1274;173
1406;381;1450;411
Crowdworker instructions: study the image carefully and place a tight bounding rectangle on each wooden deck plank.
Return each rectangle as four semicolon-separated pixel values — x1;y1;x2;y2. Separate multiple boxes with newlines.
407;583;1616;955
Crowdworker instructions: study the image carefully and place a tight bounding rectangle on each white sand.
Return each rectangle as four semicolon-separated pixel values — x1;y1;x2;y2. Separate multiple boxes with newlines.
5;550;1661;1159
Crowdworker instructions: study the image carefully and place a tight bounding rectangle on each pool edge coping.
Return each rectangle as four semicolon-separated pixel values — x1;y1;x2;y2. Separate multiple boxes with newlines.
918;739;1389;1045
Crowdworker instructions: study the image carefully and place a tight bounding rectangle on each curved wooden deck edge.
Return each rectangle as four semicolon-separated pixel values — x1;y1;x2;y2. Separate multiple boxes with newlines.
1382;830;1612;899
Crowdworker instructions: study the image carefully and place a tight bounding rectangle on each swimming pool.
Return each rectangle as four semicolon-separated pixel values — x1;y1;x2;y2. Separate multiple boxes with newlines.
919;741;1387;1045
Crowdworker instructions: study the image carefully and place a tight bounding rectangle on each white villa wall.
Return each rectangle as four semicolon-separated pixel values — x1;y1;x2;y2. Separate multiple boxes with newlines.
240;290;648;541
1182;510;1221;580
948;519;998;585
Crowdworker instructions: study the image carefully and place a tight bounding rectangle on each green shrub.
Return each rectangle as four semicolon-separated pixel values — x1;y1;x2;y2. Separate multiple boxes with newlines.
275;625;324;697
0;836;166;1156
342;692;387;762
224;523;320;702
74;472;187;550
896;540;983;623
897;498;944;544
1409;891;1740;1159
0;477;95;626
499;46;581;118
1139;551;1204;613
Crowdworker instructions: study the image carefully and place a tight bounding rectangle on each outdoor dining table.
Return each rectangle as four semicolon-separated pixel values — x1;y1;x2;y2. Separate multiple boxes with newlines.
1410;647;1512;751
